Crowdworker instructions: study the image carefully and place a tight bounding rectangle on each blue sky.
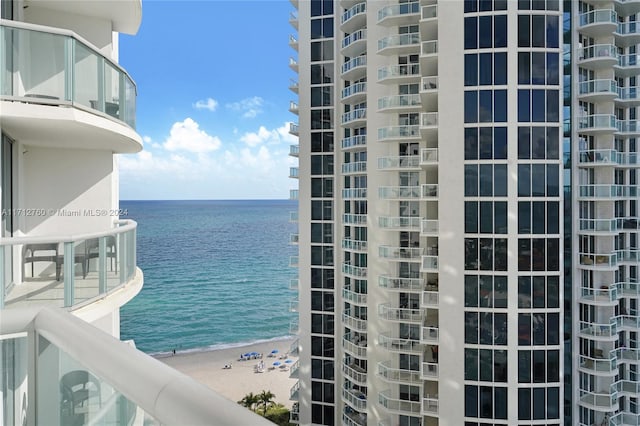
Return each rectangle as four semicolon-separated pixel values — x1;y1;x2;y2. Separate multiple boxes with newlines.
118;1;298;200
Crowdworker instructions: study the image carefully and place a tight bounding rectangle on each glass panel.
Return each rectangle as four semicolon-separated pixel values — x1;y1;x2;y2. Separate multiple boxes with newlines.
1;335;28;426
104;61;121;120
73;41;99;110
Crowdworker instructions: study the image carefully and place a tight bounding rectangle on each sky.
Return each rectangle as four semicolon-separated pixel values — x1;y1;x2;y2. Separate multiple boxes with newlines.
118;1;298;200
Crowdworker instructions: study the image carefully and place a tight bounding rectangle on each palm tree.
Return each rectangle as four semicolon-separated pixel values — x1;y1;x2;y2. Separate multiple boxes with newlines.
238;392;259;412
257;390;276;415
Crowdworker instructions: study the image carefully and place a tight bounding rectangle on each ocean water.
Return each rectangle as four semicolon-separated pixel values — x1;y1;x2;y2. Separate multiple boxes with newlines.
119;200;298;355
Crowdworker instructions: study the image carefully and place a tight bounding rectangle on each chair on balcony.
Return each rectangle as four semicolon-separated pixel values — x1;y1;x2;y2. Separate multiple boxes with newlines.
84;236;117;276
23;243;62;281
60;370;102;426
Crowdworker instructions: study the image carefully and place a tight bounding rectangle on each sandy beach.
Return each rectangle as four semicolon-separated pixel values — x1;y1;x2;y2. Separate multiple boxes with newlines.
157;338;298;409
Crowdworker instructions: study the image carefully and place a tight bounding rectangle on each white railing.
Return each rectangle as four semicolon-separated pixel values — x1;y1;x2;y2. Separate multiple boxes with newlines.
0;307;273;426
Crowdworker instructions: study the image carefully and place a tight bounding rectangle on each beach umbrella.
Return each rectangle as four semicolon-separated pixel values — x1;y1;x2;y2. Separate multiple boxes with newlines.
270;349;278;354
243;352;252;358
284;359;294;364
250;351;259;356
273;361;282;366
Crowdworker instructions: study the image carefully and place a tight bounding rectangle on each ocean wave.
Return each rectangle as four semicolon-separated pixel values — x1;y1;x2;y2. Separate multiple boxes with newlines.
149;334;295;357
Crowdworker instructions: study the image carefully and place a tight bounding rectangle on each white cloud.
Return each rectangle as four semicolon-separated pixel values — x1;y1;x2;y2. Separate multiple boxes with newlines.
226;96;264;118
193;97;219;111
163;118;221;153
239;122;298;147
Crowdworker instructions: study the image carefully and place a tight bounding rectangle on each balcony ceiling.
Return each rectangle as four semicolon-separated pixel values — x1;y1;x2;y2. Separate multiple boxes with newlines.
1;101;143;153
24;0;142;34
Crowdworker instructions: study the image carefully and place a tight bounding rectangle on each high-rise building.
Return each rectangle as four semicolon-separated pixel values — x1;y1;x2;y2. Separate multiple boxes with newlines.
288;1;640;425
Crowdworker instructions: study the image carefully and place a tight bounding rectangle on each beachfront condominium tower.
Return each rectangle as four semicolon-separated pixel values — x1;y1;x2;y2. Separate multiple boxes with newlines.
288;0;640;425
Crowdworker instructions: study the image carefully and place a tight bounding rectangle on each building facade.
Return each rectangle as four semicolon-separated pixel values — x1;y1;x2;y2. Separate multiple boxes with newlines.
289;0;640;425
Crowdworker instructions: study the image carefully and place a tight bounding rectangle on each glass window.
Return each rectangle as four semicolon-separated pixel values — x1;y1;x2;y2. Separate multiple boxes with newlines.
518;202;531;234
494;164;507;196
494;90;507;122
532;15;545;47
479;53;492;85
465;17;478;49
518;52;530;84
494;15;507;47
466;201;479;233
479;90;493;122
531;90;546;122
518;90;530;122
494;52;507;85
465;91;478;123
479;16;492;48
479;127;492;159
494;127;507;159
518;15;530;47
532;202;545;233
465;165;478;196
465;54;478;86
495;202;507;234
465;128;479;160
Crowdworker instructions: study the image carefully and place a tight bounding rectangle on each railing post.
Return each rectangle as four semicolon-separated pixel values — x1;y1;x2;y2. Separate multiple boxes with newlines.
119;232;126;284
99;236;107;294
0;245;4;309
63;242;74;307
65;37;74;102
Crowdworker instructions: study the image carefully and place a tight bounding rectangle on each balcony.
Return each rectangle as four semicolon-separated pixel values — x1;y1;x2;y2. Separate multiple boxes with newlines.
421;361;438;379
378;216;421;231
422;396;439;416
578;79;618;102
289;319;299;334
289;278;299;290
578;184;638;200
422;184;438;199
578;389;618;412
342;108;367;126
378;390;421;415
343;288;367;305
289;11;298;29
0;307;273;426
378;333;423;354
342;82;367;103
342;161;367;174
289;256;299;267
289;360;300;378
580;284;618;305
290;380;300;401
420;112;438;139
343;386;367;412
343;410;366;426
579;354;617;376
377;362;422;385
290;402;299;424
378;125;421;141
420;76;438;109
342;238;368;252
420;41;438;75
378;303;424;323
289;122;299;136
616;86;640;106
289;57;299;72
289;189;299;200
289;101;299;115
578;9;617;37
422;291;439;308
379;246;423;261
342;55;367;80
379;186;421;200
289;233;299;244
578;114;617;134
378;94;420;113
289;298;299;313
289;167;299;179
378;275;423;292
579;321;618;340
421;255;438;272
342;262;368;278
579;252;618;269
616;315;640;331
615;21;640;46
343;213;368;225
343;360;367;386
1;21;140;153
342;134;367;150
578;44;618;70
420;148;438;165
421;326;439;343
341;29;367;57
289;78;299;94
610;412;640;426
614;0;640;16
342;188;368;199
421;219;439;235
343;333;368;358
289;34;298;50
578;149;617;167
617;119;640;136
341;2;366;33
615;54;640;77
289;144;299;157
377;1;420;26
378;64;420;84
1;220;138;309
377;33;421;55
378;155;420;170
343;310;368;332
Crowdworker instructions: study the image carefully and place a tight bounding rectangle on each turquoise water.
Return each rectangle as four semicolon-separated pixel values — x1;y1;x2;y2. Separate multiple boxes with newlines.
119;200;298;354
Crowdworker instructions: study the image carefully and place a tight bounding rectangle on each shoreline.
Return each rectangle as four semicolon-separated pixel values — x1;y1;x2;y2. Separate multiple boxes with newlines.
155;337;298;409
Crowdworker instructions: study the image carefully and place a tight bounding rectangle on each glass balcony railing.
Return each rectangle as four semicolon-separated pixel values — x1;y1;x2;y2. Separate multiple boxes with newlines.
378;216;421;229
421;40;438;56
342;82;367;99
343;288;367;305
379;246;423;260
579;9;617;27
342;135;367;149
0;307;273;426
378;33;421;51
343;310;367;332
421;148;438;163
578;114;617;131
422;4;438;20
617;86;640;102
378;94;421;110
378;333;423;354
378;64;420;80
341;2;366;25
579;184;638;198
579;79;618;96
342;29;367;50
378;275;423;291
578;389;617;410
343;360;367;385
378;303;424;322
342;161;367;174
1;220;137;309
289;144;299;156
422;291;438;307
579;321;617;338
579;354;617;374
342;238;368;251
377;1;420;22
421;361;438;379
379;186;421;199
343;188;368;199
342;55;367;75
578;149;617;165
1;21;136;128
617;20;640;36
342;108;367;124
378;125;420;140
377;362;422;385
342;262;368;278
618;53;640;67
421;219;439;234
343;213;368;225
343;333;368;358
378;390;422;415
617;120;640;133
378;155;420;169
580;44;618;61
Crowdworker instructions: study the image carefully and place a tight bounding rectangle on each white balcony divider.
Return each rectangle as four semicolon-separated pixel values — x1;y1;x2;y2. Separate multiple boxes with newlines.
0;307;274;426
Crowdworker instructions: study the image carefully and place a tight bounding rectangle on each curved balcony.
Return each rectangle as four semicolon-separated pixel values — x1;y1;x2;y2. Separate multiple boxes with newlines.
343;310;368;332
616;86;640;106
578;9;617;37
378;333;423;354
343;288;367;306
343;360;367;386
289;144;299;157
343;410;366;426
378;64;420;84
378;303;424;323
615;21;640;47
579;354;618;376
342;135;367;150
378;216;421;231
615;54;640;77
614;0;640;16
615;347;640;364
578;149;617;167
378;390;421;416
342;188;368;199
377;1;420;26
289;34;298;51
342;108;367;126
1;21;140;153
378;155;420;170
577;114;617;135
379;246;423;261
343;386;367;412
378;125;421;141
579;252;619;270
342;238;368;252
343;213;368;225
1;220;139;310
341;29;367;57
578;389;618;412
377;362;422;385
342;55;367;81
343;332;368;358
342;82;367;103
289;122;299;136
578;184;638;200
579;285;618;305
578;44;618;70
579;321;618;340
378;275;424;291
616;119;640;136
342;161;367;175
341;2;367;33
379;186;421;200
342;262;368;278
578;80;618;102
610;412;640;426
378;94;421;112
289;57;299;72
378;33;421;55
